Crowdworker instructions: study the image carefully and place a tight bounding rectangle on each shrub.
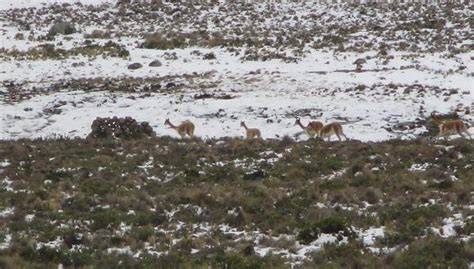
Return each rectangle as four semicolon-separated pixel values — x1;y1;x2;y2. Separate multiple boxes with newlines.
48;22;76;36
310;242;382;268
297;216;351;244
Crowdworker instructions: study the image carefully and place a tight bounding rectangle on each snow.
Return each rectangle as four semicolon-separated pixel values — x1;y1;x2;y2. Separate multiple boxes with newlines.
408;163;431;172
431;213;468;238
0;234;12;250
297;233;348;257
358;227;385;246
1;49;472;141
25;214;35;222
36;236;63;249
107;246;133;255
1;177;14;192
0;207;15;217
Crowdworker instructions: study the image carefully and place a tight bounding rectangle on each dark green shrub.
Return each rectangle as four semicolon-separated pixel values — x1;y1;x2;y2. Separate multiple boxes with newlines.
297;216;351;244
91;210;120;231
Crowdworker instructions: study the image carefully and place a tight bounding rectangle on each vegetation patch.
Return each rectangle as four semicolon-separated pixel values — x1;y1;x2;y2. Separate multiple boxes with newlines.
1;41;129;61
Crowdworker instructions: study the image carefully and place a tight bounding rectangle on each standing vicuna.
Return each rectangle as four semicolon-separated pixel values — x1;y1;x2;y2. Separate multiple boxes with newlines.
240;121;261;139
295;118;324;139
164;118;195;138
431;112;471;139
319;122;347;141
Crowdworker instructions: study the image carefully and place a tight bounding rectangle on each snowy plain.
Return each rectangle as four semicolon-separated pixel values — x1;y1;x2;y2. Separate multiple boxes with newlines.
0;1;473;141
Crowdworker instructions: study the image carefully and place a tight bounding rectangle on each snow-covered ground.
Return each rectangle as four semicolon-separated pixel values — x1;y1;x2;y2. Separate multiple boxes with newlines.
0;1;473;141
0;0;114;11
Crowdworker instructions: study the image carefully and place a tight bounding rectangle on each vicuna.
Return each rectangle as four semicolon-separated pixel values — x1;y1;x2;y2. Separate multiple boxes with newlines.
240;121;261;139
295;118;324;138
164;118;195;138
319;123;347;141
431;112;471;139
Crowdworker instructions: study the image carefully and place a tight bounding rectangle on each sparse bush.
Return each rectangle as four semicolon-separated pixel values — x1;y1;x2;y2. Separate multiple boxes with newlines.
391;239;469;268
143;33;186;50
83;30;111;39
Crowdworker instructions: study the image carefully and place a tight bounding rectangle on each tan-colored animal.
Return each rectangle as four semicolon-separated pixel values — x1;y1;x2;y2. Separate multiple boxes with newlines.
164;118;195;138
295;118;324;138
319;123;347;141
431;113;471;139
240;121;261;139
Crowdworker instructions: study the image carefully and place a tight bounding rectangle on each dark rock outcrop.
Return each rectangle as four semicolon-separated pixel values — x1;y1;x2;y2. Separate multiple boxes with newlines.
128;63;143;70
148;60;162;67
87;117;155;139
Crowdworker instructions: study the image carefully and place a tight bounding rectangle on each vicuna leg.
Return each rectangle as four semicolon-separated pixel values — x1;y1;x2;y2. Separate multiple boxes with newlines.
465;132;472;139
436;129;445;140
456;127;465;139
341;133;348;141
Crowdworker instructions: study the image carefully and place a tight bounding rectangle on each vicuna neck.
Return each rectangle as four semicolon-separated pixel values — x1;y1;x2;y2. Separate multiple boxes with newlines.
166;121;177;129
432;116;443;125
296;120;305;130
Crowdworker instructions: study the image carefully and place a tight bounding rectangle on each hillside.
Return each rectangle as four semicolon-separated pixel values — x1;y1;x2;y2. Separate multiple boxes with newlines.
0;137;473;268
0;1;473;268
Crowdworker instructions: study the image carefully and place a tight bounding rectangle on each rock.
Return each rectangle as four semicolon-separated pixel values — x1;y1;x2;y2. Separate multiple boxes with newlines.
71;62;86;68
43;108;62;115
48;22;76;36
203;52;216;60
148;60;162;67
128;63;143;70
87;117;155;139
163;52;178;60
353;58;367;71
165;82;176;89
